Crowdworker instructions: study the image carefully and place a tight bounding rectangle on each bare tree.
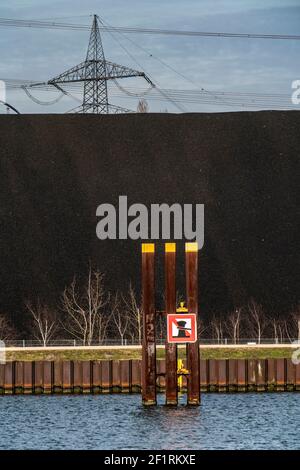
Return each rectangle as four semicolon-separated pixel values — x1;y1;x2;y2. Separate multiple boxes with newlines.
282;308;300;343
61;268;109;345
283;318;294;343
246;300;267;344
226;308;242;344
137;99;149;113
0;314;16;341
122;284;142;344
277;320;284;343
270;317;280;343
96;306;112;344
197;318;206;339
291;305;300;341
111;293;129;345
26;301;57;347
297;319;300;342
210;314;224;344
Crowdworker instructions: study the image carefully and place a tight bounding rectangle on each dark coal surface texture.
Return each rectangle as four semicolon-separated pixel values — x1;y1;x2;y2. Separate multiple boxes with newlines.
0;112;299;326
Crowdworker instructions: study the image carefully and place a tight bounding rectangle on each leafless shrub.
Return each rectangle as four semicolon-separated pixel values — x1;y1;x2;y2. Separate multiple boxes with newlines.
281;306;300;343
61;267;109;345
225;308;242;344
209;314;224;344
197;318;206;339
122;284;142;344
270;317;285;343
246;300;267;344
111;293;130;345
26;300;57;346
0;313;16;341
137;99;149;113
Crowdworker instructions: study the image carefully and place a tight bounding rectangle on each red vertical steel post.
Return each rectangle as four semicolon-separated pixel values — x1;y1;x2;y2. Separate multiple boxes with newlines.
141;243;156;405
165;243;178;405
185;242;200;405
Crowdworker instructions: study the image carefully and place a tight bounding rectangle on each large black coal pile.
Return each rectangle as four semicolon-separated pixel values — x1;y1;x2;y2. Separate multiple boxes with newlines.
0;111;298;327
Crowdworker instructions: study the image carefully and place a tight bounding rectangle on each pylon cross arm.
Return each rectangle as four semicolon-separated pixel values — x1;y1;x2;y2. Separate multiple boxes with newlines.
48;61;88;84
105;61;148;81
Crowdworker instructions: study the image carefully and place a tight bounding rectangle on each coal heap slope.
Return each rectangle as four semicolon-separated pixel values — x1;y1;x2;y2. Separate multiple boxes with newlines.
0;111;298;325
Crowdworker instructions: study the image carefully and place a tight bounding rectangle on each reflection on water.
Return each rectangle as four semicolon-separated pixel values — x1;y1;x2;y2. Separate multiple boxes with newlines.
0;393;299;450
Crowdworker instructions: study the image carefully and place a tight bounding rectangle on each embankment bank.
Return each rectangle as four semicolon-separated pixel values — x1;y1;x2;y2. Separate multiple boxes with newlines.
2;344;299;361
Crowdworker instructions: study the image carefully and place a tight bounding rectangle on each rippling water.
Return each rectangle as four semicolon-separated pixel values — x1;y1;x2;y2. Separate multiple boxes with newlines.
0;393;299;450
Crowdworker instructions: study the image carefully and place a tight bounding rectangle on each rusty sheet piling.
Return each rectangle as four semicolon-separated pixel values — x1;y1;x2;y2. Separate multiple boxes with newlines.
0;359;299;394
165;243;178;405
141;243;156;405
185;242;200;405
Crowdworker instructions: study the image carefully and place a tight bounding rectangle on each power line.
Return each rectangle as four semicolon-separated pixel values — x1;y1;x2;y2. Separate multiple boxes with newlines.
97;15;232;109
0;18;299;40
96;15;186;112
3;79;297;110
4;78;294;101
21;85;65;105
0;100;20;114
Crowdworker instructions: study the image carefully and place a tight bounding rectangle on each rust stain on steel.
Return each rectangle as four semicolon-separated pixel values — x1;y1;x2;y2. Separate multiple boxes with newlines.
267;359;276;390
286;359;295;391
256;359;266;391
63;361;72;393
276;358;286;391
92;361;102;393
200;359;208;391
112;360;121;392
165;244;178;405
120;360;131;393
247;359;256;390
82;361;92;393
131;359;141;392
237;359;246;391
218;359;227;391
4;362;14;394
228;359;238;391
209;359;218;391
141;244;156;405
43;362;52;394
157;359;166;392
34;361;44;393
53;362;63;392
295;363;300;391
185;244;200;405
14;361;24;393
101;360;112;392
73;361;82;392
23;362;33;394
0;364;5;393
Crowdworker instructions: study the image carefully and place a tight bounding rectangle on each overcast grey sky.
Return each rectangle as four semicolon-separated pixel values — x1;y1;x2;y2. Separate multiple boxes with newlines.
0;0;299;113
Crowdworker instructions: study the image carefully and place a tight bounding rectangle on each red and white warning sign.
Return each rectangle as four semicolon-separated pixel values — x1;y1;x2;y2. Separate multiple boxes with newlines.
167;314;197;343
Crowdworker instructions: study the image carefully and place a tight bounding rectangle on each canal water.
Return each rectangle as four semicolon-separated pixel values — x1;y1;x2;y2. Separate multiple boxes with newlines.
0;393;299;450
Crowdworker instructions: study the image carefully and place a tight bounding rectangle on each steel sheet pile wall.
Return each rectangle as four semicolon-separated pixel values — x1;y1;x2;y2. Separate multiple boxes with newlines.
0;359;300;394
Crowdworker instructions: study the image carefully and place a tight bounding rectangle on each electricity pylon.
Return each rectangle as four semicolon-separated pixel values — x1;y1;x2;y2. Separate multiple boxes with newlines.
48;14;154;113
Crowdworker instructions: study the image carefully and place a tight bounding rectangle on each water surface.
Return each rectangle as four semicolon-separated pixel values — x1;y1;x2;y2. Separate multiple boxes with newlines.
0;393;299;450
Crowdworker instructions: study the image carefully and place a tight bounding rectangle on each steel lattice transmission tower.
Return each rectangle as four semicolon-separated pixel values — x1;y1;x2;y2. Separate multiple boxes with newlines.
48;14;153;113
